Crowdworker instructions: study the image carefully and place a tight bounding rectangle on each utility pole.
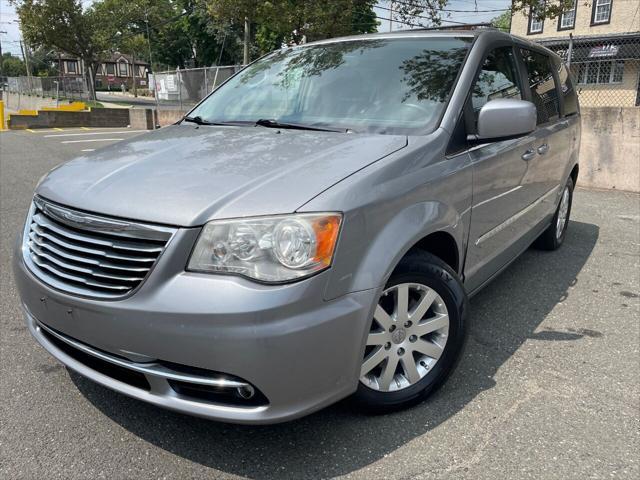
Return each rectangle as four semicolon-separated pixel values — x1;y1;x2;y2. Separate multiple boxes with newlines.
16;19;33;89
243;17;250;66
0;30;5;78
389;1;393;32
80;57;86;99
19;39;33;91
132;52;137;97
145;11;154;72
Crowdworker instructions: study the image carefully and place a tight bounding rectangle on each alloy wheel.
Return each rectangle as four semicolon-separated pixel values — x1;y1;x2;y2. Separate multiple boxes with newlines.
556;186;570;239
360;283;450;392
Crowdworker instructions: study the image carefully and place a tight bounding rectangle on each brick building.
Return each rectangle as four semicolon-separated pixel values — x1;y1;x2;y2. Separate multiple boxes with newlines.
510;0;640;106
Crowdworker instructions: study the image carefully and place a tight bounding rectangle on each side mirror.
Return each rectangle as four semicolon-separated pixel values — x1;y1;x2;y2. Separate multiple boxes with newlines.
474;99;537;141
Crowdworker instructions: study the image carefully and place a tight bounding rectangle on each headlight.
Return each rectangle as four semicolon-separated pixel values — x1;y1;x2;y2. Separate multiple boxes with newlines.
187;213;342;283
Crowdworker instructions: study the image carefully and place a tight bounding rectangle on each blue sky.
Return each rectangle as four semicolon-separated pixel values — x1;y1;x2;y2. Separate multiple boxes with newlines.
373;0;511;31
1;0;22;56
0;0;512;58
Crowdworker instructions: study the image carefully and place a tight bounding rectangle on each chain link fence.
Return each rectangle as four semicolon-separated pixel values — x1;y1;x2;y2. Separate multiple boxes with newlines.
3;66;241;112
149;66;242;110
542;33;640;108
5;76;90;104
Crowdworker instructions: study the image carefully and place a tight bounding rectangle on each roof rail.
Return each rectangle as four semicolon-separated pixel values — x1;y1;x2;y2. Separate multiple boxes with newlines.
389;23;498;33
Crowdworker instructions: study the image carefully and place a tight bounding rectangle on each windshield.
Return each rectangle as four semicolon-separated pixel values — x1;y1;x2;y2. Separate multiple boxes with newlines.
188;37;473;134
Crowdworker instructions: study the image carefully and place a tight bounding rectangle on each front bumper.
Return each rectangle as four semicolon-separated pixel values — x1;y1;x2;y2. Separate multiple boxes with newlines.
14;239;379;424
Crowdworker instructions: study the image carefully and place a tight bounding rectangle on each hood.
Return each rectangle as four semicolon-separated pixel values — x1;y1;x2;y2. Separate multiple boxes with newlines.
37;125;407;226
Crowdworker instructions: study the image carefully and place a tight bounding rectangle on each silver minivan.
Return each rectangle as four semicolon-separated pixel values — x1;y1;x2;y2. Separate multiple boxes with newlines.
14;29;580;424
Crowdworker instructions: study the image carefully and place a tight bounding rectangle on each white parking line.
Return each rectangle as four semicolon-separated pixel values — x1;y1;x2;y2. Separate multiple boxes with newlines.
45;130;146;138
61;138;124;144
81;149;96;152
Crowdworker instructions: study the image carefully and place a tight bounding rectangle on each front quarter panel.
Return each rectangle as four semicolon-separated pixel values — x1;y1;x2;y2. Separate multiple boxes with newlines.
300;129;473;300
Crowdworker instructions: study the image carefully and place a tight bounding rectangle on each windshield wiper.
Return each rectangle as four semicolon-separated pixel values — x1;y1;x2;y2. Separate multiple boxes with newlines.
183;116;249;127
183;116;346;132
183;115;216;125
255;118;346;133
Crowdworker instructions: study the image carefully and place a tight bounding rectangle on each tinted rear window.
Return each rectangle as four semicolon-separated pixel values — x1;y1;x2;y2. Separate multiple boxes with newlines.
554;58;579;116
520;49;560;125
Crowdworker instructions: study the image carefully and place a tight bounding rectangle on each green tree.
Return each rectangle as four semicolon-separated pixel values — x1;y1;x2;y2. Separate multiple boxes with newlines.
1;53;27;76
511;0;575;21
207;0;379;59
390;0;447;27
29;47;59;76
11;0;106;99
93;0;238;70
389;0;574;28
491;11;512;32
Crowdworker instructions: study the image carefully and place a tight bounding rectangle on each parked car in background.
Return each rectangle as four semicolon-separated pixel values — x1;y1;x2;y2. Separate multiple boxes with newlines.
14;29;580;424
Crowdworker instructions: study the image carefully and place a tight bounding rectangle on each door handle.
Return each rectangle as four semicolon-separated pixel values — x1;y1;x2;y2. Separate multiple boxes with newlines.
537;144;549;155
521;149;536;161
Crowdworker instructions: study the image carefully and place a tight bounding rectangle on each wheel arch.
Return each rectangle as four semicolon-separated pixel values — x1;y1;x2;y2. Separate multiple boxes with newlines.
407;231;460;274
323;200;468;300
570;163;579;187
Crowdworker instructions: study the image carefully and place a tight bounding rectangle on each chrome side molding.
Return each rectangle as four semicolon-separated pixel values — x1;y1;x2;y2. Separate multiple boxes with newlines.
476;185;560;246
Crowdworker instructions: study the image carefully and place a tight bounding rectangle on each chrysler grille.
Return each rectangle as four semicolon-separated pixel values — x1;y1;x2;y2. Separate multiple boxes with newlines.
23;197;175;299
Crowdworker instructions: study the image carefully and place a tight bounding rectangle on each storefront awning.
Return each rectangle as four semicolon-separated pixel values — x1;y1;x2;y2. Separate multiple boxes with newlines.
540;35;640;63
571;42;640;62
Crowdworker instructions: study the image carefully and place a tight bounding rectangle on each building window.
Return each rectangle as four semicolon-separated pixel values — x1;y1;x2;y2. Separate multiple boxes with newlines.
528;2;545;34
592;0;612;25
67;61;77;73
118;61;128;76
106;63;115;75
575;61;624;85
558;0;576;30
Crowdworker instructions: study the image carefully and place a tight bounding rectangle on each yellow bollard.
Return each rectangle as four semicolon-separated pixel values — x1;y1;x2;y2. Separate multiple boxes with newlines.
0;100;5;130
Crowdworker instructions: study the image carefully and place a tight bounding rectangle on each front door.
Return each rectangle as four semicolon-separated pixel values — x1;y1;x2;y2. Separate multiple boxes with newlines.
463;45;542;292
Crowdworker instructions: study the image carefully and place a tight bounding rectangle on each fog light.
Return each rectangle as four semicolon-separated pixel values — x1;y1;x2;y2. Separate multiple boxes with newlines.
237;385;255;399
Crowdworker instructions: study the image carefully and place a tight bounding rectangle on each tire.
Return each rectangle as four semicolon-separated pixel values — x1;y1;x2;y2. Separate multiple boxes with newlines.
534;177;574;251
353;251;468;412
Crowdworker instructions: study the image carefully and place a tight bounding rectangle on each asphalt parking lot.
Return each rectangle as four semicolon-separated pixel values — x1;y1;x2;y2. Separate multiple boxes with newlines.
1;128;638;479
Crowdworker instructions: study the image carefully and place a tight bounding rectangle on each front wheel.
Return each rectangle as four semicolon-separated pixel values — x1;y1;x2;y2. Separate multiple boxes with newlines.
353;251;468;411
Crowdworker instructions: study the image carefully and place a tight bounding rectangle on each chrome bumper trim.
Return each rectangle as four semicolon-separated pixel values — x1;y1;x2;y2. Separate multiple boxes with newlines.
36;319;249;389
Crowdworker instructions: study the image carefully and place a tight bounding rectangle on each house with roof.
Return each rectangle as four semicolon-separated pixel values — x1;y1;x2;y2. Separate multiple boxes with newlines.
58;53;150;91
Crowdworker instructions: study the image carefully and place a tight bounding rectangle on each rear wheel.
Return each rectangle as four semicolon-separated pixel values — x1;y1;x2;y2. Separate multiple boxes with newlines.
353;251;468;411
534;177;574;251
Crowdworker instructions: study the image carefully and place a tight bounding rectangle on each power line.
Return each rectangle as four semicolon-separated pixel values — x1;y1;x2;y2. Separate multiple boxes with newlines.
377;5;474;25
109;10;190;43
376;12;489;30
385;0;510;14
374;13;426;28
